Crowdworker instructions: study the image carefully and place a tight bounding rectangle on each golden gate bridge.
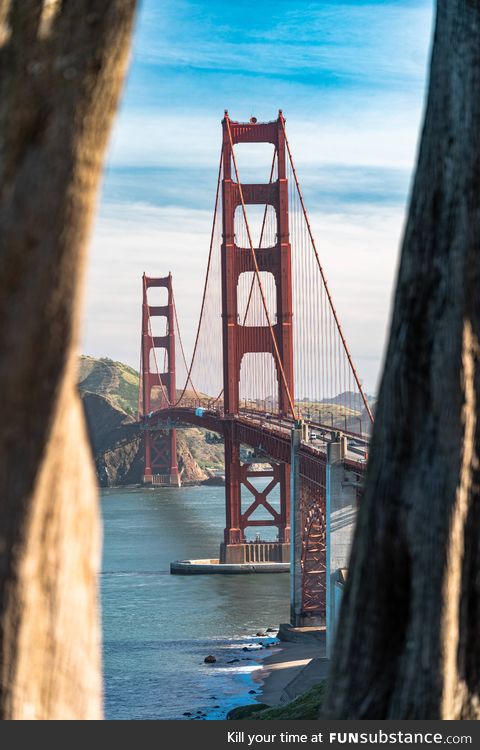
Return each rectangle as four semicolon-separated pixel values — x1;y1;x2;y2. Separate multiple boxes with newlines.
136;111;372;631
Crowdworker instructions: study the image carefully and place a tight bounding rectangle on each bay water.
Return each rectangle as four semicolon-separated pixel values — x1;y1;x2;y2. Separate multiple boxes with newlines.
101;485;290;720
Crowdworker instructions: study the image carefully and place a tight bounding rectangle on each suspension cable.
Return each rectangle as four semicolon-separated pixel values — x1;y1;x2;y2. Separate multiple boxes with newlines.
279;117;374;423
171;291;202;401
172;147;224;407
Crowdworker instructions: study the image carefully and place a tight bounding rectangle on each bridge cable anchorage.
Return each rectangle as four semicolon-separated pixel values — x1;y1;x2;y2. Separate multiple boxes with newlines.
169;147;224;409
279;118;374;425
225;115;298;420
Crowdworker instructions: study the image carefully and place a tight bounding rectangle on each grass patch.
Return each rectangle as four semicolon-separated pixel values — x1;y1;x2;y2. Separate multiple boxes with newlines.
227;682;327;720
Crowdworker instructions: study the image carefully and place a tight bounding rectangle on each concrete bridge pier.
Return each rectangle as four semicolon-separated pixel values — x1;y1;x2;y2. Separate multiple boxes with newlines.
290;423;303;627
326;435;360;656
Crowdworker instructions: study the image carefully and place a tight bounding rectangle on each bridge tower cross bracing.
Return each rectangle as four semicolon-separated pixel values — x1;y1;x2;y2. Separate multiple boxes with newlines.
141;273;180;487
220;112;293;563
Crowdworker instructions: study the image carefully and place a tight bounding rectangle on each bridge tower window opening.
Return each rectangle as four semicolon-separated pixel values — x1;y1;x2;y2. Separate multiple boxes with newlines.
145;284;168;308
148;314;168;339
237;271;277;328
149;346;168;374
231;141;277;186
234;204;277;250
239;352;278;415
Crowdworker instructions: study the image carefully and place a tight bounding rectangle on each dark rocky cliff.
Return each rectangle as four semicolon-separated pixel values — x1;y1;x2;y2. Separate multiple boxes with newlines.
81;391;143;486
78;356;224;487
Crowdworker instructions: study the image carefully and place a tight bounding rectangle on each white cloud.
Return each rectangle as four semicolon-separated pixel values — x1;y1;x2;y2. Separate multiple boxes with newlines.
306;206;404;390
82;204;214;366
82;198;405;393
106;98;424;174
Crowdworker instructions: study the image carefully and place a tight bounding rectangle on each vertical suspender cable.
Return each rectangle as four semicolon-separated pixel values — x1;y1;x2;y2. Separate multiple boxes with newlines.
173;148;224;406
279;118;373;424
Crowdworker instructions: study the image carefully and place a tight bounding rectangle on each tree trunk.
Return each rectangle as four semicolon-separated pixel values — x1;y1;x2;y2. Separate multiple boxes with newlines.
323;0;480;719
0;1;136;719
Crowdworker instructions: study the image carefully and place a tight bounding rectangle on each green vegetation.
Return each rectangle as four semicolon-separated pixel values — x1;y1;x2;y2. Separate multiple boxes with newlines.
227;704;271;720
296;402;360;421
78;355;225;472
227;682;327;720
78;355;139;416
178;428;224;472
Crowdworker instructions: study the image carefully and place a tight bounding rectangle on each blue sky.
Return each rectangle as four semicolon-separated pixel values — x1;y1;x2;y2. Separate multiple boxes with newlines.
82;0;434;392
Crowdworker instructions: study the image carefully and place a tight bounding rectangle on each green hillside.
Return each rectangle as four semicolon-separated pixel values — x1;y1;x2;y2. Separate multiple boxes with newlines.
79;356;139;416
78;355;224;474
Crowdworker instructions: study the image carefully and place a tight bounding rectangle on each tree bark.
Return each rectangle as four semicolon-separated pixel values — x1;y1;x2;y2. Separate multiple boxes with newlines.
0;1;136;719
323;0;480;719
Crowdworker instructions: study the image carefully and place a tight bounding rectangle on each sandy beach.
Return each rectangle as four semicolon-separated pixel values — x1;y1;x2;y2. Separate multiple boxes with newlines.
253;635;328;707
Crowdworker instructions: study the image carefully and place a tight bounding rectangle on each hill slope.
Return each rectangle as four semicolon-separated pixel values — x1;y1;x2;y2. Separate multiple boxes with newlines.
78;356;224;486
79;356;140;416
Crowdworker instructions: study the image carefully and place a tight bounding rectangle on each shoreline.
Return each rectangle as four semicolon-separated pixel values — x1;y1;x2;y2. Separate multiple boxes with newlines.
187;634;282;720
199;628;328;719
252;641;319;707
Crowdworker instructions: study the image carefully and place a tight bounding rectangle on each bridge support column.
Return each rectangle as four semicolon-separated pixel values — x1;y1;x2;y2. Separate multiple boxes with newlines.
222;426;243;548
290;424;303;626
141;273;180;487
291;420;327;627
326;435;359;656
220;422;290;564
143;430;180;487
219;112;294;567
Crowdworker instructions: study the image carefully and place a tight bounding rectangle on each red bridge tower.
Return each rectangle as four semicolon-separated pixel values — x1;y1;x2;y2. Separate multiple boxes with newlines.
220;112;293;563
141;273;180;486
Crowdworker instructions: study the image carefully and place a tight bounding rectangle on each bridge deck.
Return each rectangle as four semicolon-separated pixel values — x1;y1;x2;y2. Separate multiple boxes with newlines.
142;407;366;486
